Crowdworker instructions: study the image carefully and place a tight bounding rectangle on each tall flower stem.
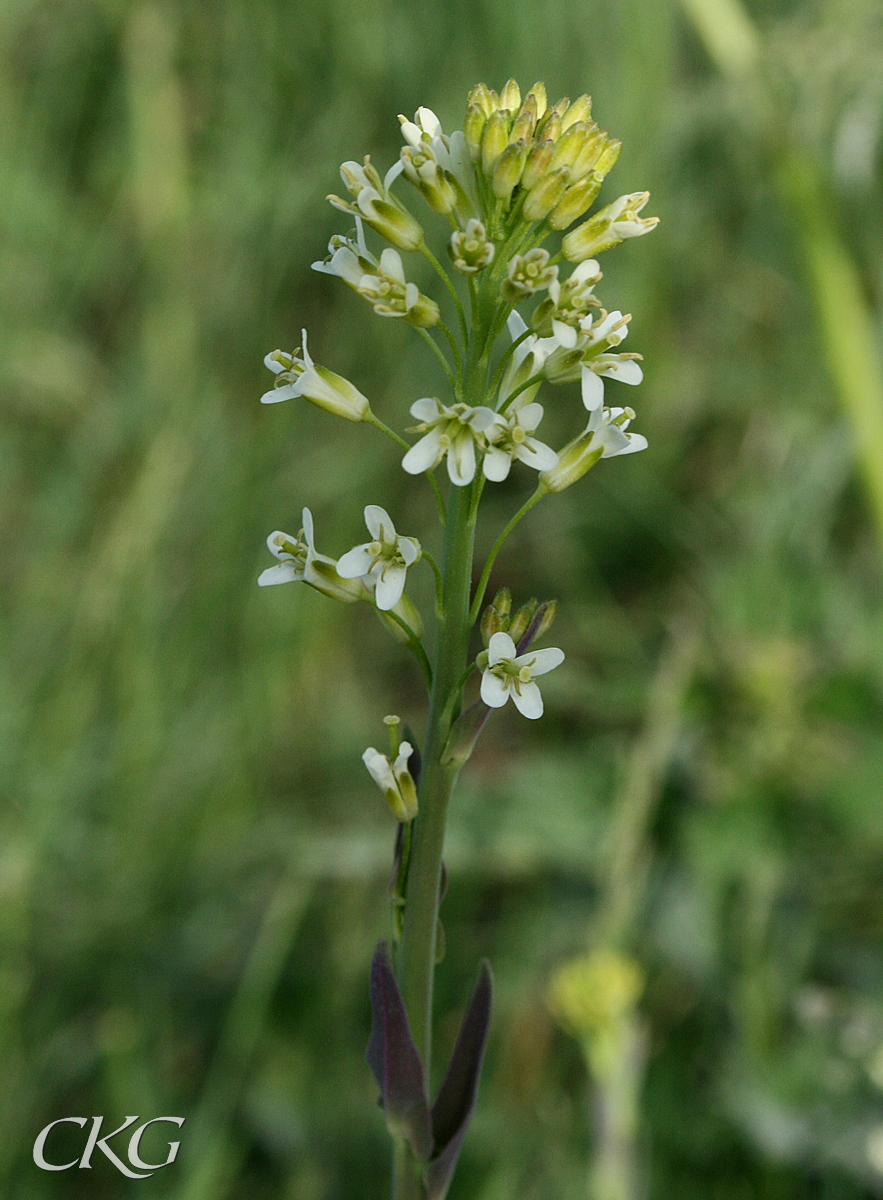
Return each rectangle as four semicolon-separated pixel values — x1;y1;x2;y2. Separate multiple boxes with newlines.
394;456;479;1200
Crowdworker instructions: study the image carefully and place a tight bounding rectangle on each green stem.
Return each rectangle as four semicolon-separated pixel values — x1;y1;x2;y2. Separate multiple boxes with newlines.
469;487;544;624
367;412;411;452
499;370;546;413
422;549;445;618
420;242;469;350
380;606;433;689
436;320;464;387
417;326;456;388
488;327;532;400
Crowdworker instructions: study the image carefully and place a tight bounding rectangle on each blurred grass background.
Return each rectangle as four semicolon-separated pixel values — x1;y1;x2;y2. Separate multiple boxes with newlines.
3;0;883;1196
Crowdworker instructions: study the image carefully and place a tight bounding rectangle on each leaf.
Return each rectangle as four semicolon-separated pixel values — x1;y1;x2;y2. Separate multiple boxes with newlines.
366;941;434;1161
424;960;493;1200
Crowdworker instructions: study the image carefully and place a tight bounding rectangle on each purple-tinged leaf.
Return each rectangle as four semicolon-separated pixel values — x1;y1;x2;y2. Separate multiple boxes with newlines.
367;941;434;1161
425;960;493;1200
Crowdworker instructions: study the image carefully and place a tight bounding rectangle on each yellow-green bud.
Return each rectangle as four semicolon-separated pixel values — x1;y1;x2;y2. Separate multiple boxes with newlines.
463;104;487;162
467;82;497;118
521;140;555;191
550;96;570;118
538;427;604;493
508;600;538;644
561;94;592;131
308;558;366;603
593;138;622;178
499;78;522;111
301;364;372;422
491;587;512;618
492;139;528;202
509;95;537;145
524;81;548;118
547;173;603;230
535;599;558;640
550;121;591;172
481;595;510;645
570;127;608;179
522;167;570;221
481;110;511;177
536;110;562;143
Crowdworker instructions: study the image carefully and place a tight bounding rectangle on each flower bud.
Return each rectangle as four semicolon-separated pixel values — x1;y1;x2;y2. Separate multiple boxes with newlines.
401;149;457;214
561;94;592;131
307;557;366;603
508;599;538;644
448;220;495;276
536;110;562;143
538;427;604;493
562;191;659;262
491;587;512;618
378;590;425;643
524;81;547;118
481;110;511;177
499;78;522;111
467;82;497;118
547;173;603;230
522;168;570;222
550;122;590;172
480;587;512;645
361;196;425;252
464;104;487;161
535;599;558;640
570;127;607;179
509;95;537;144
492;139;528;202
593;139;622;178
521;140;555;191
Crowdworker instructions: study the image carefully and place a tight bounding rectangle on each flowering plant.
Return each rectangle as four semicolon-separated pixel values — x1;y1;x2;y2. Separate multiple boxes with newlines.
259;80;656;1199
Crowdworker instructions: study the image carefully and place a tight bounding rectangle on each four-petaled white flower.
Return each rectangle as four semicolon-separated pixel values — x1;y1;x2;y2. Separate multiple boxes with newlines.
402;397;496;486
544;308;643;411
362;743;419;822
337;505;421;611
483;403;559;482
480;631;565;720
258;508;364;602
498;311;561;409
539;405;647;494
395;107;477;219
261;330;370;422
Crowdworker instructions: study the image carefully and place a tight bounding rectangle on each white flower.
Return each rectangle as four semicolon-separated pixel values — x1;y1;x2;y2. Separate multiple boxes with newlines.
483;403;559;482
532;259;603;338
311;217;377;286
258;508;364;602
562;191;659;263
328;156;425;252
337;505;421;611
261;330;370;422
480;631;565;720
538;406;647;494
543;308;644;411
402;397;496;486
363;742;419;822
355;248;440;327
396;108;478;219
498;311;561;409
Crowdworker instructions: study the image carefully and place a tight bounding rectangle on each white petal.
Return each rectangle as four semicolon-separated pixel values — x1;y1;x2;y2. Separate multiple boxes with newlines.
619;432;648;455
394;742;414;773
604;359;643;386
410;396;441;422
264;352;286;374
507;310;529;340
336;544;375;578
581;368;605;411
552;319;577;349
402;428;445;474
363;747;396;791
258;562;301;587
400;119;423;148
380;248;405;282
512;681;543;719
483;445;512;482
416;107;442;137
467;406;497;432
375;563;407;611
267;530;295;559
572;258;600;281
364;504;395;541
260;383;300;404
446;432;476;485
405;281;419;310
596;425;632;457
517;647;565;676
301;508;315;551
516;438;559;471
488;631;517;666
384;159;405;189
481;671;511;708
517;403;544;432
300;329;314;368
399;537;421;566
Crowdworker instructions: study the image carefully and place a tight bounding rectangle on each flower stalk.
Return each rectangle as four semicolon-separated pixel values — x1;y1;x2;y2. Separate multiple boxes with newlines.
256;79;657;1200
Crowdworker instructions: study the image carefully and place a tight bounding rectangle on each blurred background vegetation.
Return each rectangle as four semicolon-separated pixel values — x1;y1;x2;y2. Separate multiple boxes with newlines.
3;0;883;1196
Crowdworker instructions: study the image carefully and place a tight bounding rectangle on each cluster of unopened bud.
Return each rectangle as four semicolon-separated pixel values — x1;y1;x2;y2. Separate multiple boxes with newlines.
448;220;495;276
479;589;557;653
463;79;622;231
501;249;557;302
